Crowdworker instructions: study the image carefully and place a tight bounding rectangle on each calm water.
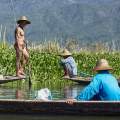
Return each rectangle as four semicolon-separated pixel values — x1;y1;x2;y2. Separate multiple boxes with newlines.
0;82;119;120
0;83;84;100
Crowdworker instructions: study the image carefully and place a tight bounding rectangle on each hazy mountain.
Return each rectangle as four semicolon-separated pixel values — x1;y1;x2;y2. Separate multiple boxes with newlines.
0;0;120;45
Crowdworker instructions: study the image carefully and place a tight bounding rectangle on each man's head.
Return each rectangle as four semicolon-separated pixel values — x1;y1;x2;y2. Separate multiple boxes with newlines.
17;16;31;27
93;59;112;72
60;49;72;58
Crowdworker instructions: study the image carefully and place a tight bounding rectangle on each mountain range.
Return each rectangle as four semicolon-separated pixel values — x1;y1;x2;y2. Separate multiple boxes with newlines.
0;0;120;46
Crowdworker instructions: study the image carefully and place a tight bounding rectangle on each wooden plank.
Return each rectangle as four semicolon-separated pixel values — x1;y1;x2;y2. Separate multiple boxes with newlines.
0;99;119;115
0;76;26;84
63;76;91;85
63;76;120;85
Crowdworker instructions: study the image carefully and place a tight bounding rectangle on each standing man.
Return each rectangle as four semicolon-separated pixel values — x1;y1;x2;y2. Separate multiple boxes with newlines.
14;16;31;77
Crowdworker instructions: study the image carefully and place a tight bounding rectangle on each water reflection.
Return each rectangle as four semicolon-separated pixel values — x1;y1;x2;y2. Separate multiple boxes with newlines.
15;90;26;99
63;84;84;99
0;88;15;99
0;84;85;100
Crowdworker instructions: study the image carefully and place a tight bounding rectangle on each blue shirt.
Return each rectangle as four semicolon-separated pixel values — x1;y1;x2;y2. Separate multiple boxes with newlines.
61;56;77;77
76;71;120;101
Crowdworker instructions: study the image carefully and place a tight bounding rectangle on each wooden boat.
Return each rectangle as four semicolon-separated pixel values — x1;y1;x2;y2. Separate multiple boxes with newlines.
63;76;120;85
63;76;91;85
0;75;26;84
0;99;120;115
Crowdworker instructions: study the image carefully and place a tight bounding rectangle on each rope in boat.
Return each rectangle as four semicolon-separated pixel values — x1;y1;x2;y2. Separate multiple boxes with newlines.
78;71;93;77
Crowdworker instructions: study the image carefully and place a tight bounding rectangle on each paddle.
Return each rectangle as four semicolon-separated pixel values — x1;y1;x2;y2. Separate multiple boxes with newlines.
28;64;32;88
25;40;32;89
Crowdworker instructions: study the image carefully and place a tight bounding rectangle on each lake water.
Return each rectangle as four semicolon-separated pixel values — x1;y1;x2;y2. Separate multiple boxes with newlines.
0;83;84;100
0;81;120;120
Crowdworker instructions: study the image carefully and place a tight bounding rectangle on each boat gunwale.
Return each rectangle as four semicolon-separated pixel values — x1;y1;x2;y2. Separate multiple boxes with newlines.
0;99;120;103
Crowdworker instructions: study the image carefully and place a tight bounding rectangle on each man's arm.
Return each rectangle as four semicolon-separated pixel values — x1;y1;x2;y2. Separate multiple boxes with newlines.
65;76;101;104
76;76;101;100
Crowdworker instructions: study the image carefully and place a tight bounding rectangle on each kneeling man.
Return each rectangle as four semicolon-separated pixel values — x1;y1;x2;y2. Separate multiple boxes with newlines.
60;49;77;78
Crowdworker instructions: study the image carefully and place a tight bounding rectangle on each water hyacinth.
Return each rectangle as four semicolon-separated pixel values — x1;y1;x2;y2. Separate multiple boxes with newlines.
0;47;120;86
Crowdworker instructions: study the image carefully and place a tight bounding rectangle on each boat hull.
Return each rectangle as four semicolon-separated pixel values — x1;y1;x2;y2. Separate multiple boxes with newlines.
64;77;120;85
0;76;26;84
0;99;120;115
63;77;91;85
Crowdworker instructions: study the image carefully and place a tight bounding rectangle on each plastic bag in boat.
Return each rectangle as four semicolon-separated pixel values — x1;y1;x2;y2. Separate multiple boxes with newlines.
35;88;52;101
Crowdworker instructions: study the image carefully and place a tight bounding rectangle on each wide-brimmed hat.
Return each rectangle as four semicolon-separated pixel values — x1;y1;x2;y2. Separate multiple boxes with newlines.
17;16;31;24
93;59;112;71
60;49;72;56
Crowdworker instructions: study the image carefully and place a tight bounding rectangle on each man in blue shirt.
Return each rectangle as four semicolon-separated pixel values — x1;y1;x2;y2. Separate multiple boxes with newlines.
60;49;77;78
66;59;120;103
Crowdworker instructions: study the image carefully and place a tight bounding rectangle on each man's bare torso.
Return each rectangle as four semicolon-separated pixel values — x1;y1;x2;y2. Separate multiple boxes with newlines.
15;26;25;50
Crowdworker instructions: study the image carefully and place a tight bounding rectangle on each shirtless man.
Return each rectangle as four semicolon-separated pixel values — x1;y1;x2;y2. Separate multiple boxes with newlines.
14;16;31;77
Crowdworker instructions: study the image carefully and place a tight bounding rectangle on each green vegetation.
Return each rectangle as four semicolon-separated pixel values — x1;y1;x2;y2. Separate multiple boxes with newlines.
0;46;120;89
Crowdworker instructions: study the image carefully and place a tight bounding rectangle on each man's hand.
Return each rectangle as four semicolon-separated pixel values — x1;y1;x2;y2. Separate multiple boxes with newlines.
65;98;77;105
